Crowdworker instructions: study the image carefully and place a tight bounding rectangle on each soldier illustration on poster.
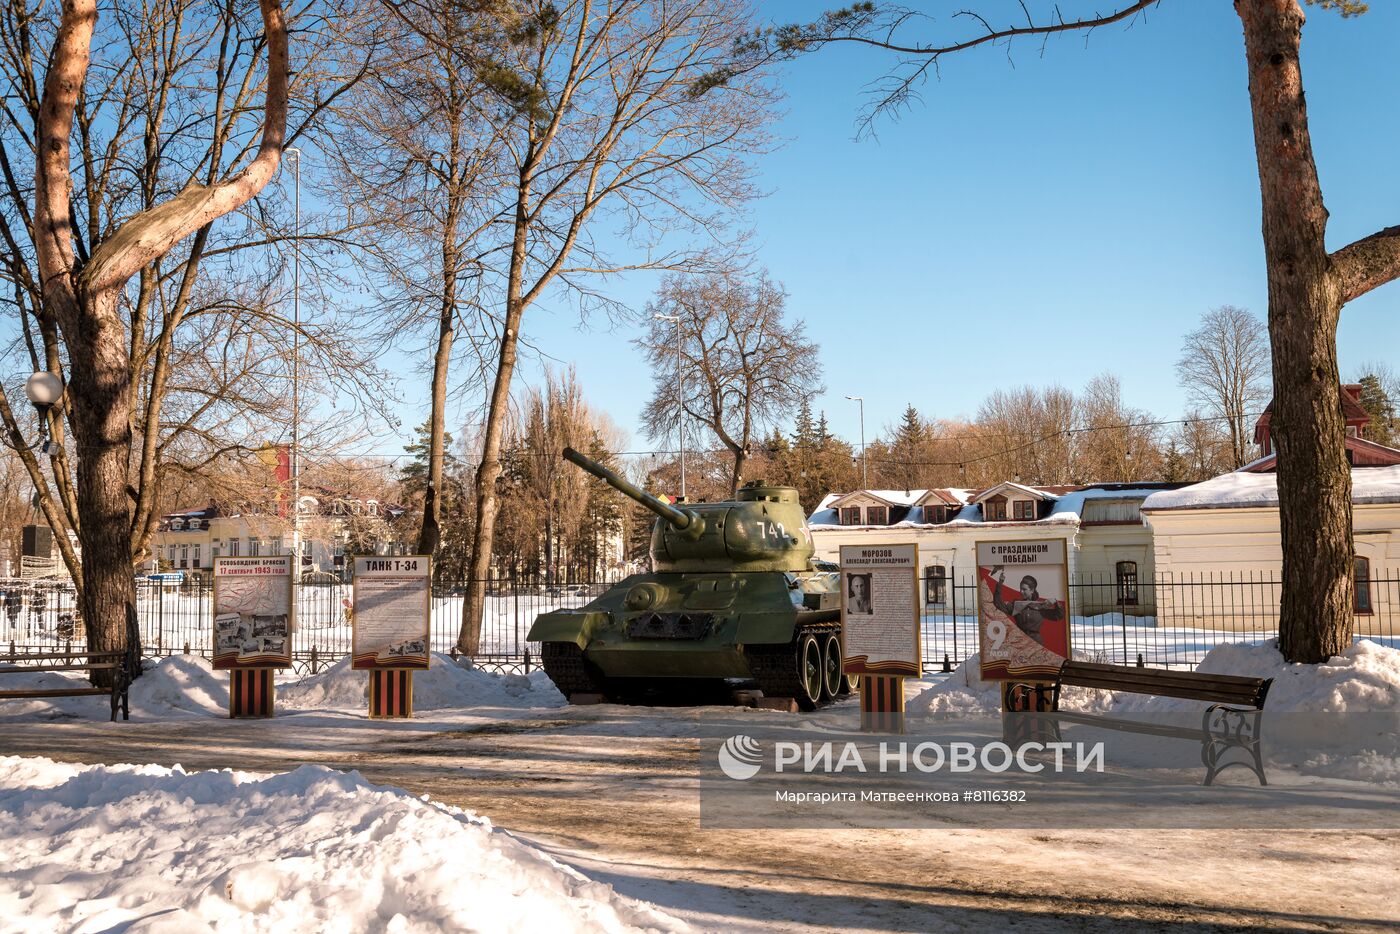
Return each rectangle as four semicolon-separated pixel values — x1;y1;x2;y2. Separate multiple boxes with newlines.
977;539;1071;680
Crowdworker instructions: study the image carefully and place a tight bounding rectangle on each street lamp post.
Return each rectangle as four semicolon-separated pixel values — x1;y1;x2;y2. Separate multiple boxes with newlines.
653;312;685;499
286;147;302;574
845;395;867;488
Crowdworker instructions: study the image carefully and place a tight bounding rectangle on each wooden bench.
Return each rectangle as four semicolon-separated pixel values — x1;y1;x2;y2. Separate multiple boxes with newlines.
0;617;140;721
1015;660;1273;786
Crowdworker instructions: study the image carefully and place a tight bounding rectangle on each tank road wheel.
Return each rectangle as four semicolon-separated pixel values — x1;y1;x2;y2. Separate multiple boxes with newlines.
799;632;824;710
820;633;844;701
540;642;612;701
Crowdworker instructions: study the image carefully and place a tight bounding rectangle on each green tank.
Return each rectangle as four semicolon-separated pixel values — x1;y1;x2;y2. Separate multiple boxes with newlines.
528;447;849;709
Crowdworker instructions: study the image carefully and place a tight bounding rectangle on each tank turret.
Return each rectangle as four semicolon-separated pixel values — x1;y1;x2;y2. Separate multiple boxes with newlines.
562;446;814;572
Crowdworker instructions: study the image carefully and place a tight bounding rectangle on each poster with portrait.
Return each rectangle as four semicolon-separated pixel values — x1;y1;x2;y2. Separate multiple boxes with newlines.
351;555;431;670
212;555;294;670
839;543;920;677
976;539;1071;681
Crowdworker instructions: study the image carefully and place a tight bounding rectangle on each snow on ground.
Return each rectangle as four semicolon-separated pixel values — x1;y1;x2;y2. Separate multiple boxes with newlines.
907;639;1400;782
910;638;1400;717
0;755;683;933
280;652;565;711
0;652;565;721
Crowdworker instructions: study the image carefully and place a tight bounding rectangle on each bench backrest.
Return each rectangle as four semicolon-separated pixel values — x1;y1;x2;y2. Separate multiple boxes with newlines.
1057;660;1272;709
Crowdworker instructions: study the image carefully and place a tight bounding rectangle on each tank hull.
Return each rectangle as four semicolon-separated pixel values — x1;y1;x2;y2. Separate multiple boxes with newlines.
528;570;846;708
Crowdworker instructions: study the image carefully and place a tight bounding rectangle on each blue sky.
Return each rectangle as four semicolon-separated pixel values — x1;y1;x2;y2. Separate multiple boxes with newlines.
400;1;1400;456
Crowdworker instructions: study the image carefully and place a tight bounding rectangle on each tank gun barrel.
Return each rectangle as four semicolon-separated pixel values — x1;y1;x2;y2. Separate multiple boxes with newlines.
562;447;699;531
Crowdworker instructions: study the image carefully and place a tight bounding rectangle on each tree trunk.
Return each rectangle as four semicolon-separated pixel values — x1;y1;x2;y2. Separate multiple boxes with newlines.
416;260;456;558
458;179;530;655
66;289;140;680
729;447;747;494
1238;0;1352;662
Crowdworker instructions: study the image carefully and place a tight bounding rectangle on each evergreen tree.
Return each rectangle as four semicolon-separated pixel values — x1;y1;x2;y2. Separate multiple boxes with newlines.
1357;374;1397;447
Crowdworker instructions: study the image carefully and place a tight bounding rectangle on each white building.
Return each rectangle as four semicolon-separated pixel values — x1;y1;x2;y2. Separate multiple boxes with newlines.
809;481;1178;614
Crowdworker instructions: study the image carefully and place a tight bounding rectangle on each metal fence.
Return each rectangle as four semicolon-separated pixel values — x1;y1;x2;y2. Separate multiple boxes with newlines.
2;570;1396;675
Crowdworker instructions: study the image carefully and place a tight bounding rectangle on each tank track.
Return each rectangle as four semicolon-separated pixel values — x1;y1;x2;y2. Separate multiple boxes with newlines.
539;642;611;698
744;621;842;707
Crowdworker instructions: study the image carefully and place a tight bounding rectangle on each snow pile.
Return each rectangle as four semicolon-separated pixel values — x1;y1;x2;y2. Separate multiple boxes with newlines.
1109;638;1400;715
0;667;109;720
0;655;230;720
1142;464;1400;511
129;654;228;717
279;652;566;711
906;653;1112;717
0;755;683;933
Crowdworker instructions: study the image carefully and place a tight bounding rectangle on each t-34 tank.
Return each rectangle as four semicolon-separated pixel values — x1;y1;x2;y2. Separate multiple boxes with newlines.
528;447;847;709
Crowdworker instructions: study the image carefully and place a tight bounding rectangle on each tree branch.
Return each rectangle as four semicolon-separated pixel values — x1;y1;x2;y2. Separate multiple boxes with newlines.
1332;225;1400;304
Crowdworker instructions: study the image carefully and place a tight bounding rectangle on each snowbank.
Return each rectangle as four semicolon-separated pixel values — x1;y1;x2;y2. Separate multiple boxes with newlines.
1108;638;1400;715
279;652;566;711
0;654;230;720
0;755;682;933
908;639;1400;717
908;653;1115;717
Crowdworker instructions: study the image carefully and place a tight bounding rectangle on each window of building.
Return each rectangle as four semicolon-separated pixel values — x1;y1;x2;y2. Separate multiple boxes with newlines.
227;538;240;557
179;545;188;569
925;565;947;606
924;505;946;524
1012;500;1036;520
250;539;261;557
984;497;1007;521
1116;560;1139;605
865;506;888;526
840;507;862;525
170;519;184;531
193;545;200;568
168;546;177;564
1355;555;1372;614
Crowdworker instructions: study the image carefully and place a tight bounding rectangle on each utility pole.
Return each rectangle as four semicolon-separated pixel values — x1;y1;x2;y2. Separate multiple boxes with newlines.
653;313;685;499
846;394;867;488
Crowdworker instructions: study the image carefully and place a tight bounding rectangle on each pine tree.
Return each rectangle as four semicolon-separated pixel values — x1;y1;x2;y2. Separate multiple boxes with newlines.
1357;374;1397;447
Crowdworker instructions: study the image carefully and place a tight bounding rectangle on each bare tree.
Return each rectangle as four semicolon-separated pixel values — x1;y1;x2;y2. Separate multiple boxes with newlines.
639;269;822;493
448;0;780;655
751;0;1394;662
19;0;289;660
329;0;512;559
1076;373;1162;482
974;385;1076;486
1175;306;1271;468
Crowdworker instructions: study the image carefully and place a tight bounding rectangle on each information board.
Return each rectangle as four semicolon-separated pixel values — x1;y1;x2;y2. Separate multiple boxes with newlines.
351;555;431;670
839;543;921;677
212;555;294;670
976;538;1072;681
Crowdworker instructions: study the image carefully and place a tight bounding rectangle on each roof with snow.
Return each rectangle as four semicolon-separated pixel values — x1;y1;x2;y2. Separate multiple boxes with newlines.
1142;465;1400;512
969;481;1060;504
809;483;1176;529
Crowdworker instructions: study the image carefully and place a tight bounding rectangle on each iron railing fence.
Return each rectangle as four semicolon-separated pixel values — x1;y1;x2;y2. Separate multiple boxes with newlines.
2;570;1395;676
